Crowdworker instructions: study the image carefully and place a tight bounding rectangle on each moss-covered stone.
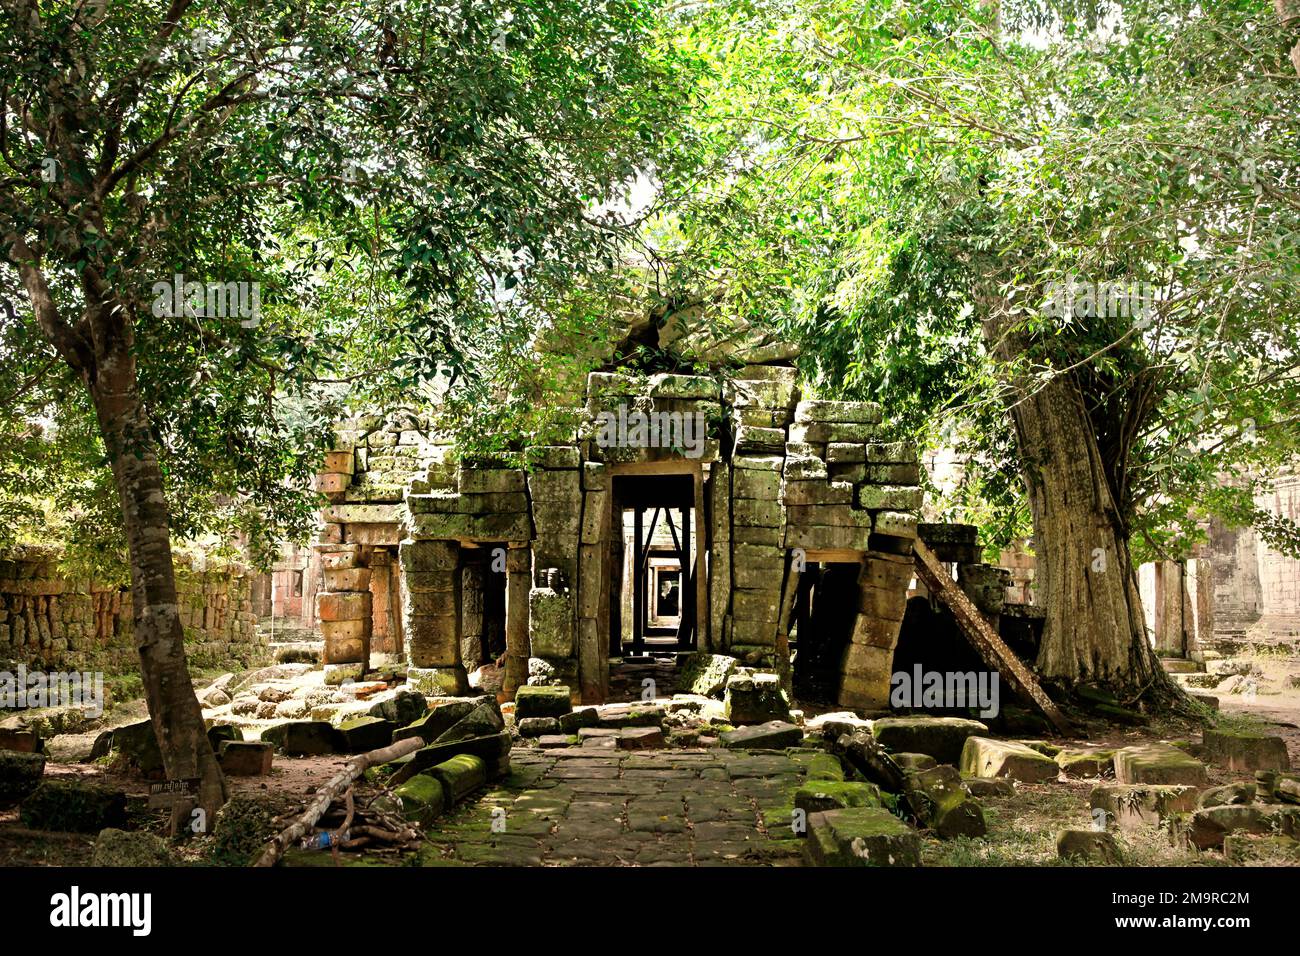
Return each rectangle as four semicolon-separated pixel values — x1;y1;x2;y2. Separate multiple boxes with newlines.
110;719;164;776
804;752;846;781
1202;728;1291;772
724;673;790;725
1112;743;1207;786
337;716;395;753
804;807;920;867
872;716;988;765
260;720;343;756
20;780;128;833
431;753;487;803
891;752;938;773
92;828;178;866
960;736;1058;782
1089;783;1199;829
514;685;572;720
794;780;883;814
904;765;987;839
206;724;242;751
1056;829;1122;864
1197;783;1256;809
677;653;739;698
1056;749;1114;778
394;773;446;826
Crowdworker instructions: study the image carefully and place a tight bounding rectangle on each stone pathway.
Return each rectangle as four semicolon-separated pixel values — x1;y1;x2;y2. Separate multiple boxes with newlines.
418;746;811;866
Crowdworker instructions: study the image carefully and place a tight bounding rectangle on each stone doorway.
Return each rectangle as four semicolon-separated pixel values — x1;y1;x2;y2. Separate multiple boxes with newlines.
610;472;702;657
791;561;860;703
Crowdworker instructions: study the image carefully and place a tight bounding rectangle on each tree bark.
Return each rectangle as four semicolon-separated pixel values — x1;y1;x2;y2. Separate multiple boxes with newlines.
90;338;227;830
1006;372;1164;695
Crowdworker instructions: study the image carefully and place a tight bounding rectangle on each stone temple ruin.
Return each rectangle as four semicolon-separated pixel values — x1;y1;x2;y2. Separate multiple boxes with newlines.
309;361;925;714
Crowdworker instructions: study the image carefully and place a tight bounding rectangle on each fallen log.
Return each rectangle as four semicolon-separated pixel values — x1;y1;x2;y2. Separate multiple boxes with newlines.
252;735;424;867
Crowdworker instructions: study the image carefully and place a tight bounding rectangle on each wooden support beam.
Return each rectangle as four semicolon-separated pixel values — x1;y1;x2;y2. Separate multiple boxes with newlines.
912;539;1076;737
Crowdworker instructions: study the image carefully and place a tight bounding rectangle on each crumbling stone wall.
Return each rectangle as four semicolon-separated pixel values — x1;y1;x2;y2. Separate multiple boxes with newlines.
0;547;266;672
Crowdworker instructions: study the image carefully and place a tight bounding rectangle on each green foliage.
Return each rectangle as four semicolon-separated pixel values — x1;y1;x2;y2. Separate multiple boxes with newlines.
652;0;1300;555
1;0;690;567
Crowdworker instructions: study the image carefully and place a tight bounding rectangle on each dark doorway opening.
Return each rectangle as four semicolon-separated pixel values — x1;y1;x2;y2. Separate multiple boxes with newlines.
610;473;699;656
461;544;507;669
791;562;859;703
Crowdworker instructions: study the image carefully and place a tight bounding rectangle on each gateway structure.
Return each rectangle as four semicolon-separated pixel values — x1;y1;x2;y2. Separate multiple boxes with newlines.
308;362;925;711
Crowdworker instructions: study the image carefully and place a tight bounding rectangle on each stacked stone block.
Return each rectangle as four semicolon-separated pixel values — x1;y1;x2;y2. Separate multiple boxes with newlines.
398;539;467;695
730;454;786;663
315;545;371;672
839;552;916;710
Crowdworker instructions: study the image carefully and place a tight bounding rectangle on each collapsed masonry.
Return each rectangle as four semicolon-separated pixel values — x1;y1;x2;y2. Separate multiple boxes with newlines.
308;365;925;712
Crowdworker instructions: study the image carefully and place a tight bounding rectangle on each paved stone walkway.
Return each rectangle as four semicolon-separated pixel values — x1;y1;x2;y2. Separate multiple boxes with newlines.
419;746;812;866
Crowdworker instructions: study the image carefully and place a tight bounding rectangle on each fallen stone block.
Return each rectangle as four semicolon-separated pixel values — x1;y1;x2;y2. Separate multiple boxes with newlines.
393;701;476;744
1279;777;1300;805
721;720;803;749
20;780;127;833
0;750;45;808
872;716;988;765
1089;783;1199;829
1055;749;1114;778
518;717;561;738
617;727;666;750
1112;743;1208;786
337;716;395;753
514;685;573;720
389;731;512;786
1197;783;1255;809
219;740;275;776
1201;729;1291;772
206;725;242;752
806;711;873;739
436;700;505;743
558;707;599;733
110;719;164;776
960;737;1058;782
1056;829;1122;864
804;807;921;867
678;653;739;698
431;753;487;803
724;673;791;725
795;781;883;815
538;735;571;749
394;774;446;826
1181;804;1299;850
833;730;907;793
367;689;428;726
891;753;938;773
904;765;987;839
260;721;343;756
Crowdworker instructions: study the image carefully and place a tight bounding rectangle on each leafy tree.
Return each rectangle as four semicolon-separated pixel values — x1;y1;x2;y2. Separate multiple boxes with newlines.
0;0;685;823
652;0;1300;707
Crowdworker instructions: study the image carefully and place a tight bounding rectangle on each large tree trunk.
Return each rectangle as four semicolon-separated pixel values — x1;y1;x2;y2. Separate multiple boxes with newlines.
91;346;228;831
1006;373;1164;696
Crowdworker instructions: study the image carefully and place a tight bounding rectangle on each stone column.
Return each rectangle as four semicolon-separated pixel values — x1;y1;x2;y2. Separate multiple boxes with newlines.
838;550;913;711
399;539;468;695
316;544;371;683
503;545;531;700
